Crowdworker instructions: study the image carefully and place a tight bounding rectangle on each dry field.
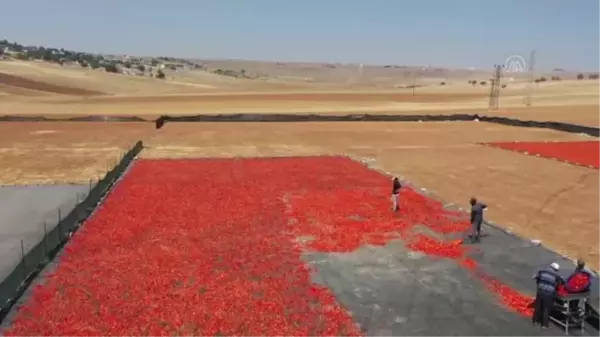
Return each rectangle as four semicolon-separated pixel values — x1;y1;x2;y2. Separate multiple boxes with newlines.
0;122;152;185
0;60;598;126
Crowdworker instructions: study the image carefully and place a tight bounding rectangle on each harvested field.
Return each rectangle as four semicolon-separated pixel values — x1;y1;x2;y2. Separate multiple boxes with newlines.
0;73;105;96
494;105;599;128
145;122;599;270
0;122;152;185
51;91;485;104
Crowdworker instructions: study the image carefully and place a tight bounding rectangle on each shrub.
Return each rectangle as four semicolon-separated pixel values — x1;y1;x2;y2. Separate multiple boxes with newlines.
156;69;166;79
577;73;584;80
137;64;145;72
501;84;507;88
589;73;599;80
538;76;547;82
480;81;487;86
440;81;446;86
104;64;119;73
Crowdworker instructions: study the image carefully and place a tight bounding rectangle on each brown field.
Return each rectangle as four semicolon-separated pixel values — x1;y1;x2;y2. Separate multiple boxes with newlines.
0;58;598;270
0;122;152;185
0;60;598;126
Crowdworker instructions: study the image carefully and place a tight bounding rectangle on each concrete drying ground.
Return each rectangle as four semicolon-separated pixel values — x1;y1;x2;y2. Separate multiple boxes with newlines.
304;220;599;336
0;184;90;282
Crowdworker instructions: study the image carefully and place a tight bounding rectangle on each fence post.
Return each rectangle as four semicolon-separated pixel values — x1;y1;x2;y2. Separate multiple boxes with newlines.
43;221;48;257
21;239;26;280
58;208;63;242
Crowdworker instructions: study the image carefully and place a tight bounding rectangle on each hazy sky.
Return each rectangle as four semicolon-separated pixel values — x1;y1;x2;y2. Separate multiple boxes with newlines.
1;0;598;71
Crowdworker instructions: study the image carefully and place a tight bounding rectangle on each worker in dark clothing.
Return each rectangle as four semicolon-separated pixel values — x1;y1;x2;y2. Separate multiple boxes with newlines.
469;197;487;243
391;177;402;212
533;262;563;328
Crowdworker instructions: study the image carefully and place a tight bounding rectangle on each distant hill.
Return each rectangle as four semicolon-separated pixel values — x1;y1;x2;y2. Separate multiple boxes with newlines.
1;39;597;87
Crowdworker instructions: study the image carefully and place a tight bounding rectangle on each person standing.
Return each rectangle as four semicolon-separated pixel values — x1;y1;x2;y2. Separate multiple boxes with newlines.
391;177;402;212
532;262;563;328
469;197;487;243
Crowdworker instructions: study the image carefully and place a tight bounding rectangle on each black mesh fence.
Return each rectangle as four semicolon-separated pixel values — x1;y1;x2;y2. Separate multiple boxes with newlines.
0;140;143;323
153;113;600;137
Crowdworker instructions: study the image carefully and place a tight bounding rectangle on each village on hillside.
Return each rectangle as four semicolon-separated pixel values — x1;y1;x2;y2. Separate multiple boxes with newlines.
0;39;257;80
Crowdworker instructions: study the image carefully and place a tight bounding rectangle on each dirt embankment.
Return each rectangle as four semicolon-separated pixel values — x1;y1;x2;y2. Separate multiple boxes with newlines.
0;73;105;96
49;91;486;104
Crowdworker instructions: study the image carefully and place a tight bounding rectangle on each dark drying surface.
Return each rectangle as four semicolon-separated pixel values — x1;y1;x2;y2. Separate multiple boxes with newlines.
0;184;90;282
305;224;598;336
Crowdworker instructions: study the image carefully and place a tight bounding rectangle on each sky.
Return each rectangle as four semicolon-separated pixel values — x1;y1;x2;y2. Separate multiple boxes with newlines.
1;0;598;71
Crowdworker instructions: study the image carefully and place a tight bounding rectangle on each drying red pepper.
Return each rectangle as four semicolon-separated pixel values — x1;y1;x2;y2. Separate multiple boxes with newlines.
2;156;538;335
558;272;591;296
487;141;599;169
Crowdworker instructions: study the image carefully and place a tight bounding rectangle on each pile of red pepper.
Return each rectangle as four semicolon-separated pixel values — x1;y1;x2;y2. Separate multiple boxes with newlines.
558;272;591;296
487;140;600;169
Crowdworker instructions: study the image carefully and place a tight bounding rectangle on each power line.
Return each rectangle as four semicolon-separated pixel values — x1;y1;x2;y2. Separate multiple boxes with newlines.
525;50;536;107
488;64;504;110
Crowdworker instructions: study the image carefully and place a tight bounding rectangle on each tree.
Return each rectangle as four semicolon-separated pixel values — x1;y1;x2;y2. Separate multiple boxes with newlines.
588;73;599;80
104;64;119;73
137;64;146;72
538;76;547;82
479;81;487;86
439;81;446;86
577;73;584;80
124;62;131;68
156;69;166;79
501;84;507;89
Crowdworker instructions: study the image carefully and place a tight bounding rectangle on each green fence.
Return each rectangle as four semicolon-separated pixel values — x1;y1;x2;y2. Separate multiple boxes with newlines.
0;140;143;323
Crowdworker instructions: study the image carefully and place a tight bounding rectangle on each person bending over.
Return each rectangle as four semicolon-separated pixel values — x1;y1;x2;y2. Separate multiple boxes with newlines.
391;177;402;212
469;197;487;243
533;262;563;329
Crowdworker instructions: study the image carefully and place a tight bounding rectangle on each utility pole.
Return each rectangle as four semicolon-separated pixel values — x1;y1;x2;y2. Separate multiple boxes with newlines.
525;50;536;107
488;64;504;110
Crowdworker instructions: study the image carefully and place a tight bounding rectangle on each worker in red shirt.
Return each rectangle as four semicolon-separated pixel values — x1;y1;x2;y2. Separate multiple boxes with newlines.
559;260;592;313
563;260;592;293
